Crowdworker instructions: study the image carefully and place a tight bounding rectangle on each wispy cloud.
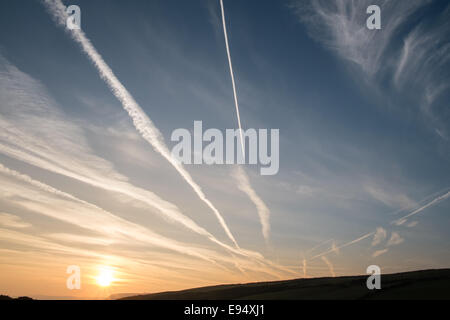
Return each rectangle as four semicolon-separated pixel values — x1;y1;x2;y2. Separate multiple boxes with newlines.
42;0;239;248
302;258;307;278
331;240;340;255
305;239;334;255
393;191;450;226
0;53;300;280
0;161;298;280
309;232;374;261
372;227;387;247
365;185;416;210
321;256;335;277
0;52;247;258
218;1;271;243
394;12;450;94
312;187;449;262
372;248;389;258
291;0;429;75
233;166;271;242
0;228;251;294
0;213;32;229
219;0;244;152
387;232;404;247
0;162;216;262
407;221;419;228
45;233;117;246
0;227;108;259
291;0;450;136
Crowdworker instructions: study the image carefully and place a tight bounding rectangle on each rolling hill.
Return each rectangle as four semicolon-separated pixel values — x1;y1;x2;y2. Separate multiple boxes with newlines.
120;269;450;300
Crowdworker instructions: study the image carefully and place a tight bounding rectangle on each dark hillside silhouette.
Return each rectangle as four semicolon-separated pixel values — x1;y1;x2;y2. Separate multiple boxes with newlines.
121;269;450;300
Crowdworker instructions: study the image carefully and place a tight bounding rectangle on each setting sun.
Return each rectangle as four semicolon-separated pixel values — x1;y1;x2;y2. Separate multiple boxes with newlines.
96;267;114;287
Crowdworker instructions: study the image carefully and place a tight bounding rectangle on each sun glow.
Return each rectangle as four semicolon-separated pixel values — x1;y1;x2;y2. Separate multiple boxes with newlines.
96;267;114;287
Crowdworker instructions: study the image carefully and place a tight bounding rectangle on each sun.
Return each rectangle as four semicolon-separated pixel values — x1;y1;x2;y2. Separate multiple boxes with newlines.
95;267;114;287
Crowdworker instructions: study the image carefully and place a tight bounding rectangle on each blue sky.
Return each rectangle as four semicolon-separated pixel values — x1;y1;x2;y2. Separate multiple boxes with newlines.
0;0;449;298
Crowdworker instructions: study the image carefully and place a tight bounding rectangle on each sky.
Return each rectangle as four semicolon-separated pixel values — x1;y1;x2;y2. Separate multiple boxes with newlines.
0;0;449;299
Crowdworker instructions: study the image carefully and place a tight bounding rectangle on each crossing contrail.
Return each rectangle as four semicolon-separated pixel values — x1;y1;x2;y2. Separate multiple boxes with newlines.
219;0;244;155
309;232;375;261
307;189;450;264
321;256;335;277
392;190;450;226
0;162;216;262
302;257;307;278
43;0;239;248
233;166;270;242
220;0;272;243
305;239;334;256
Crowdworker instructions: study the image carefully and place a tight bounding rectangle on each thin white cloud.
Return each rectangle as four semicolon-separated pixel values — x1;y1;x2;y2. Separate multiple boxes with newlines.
0;55;253;260
0;163;216;263
306;188;446;261
302;258;307;278
364;185;416;210
407;221;419;228
0;56;302;281
393;191;450;226
0;227;108;260
394;17;450;94
233;166;271;242
219;0;244;153
387;232;404;247
0;229;247;291
291;0;428;76
321;256;335;277
0;213;32;229
42;0;238;248
218;1;271;243
45;233;116;246
372;227;387;247
292;0;449;136
312;188;449;261
305;239;334;255
309;231;374;261
0;162;298;279
296;185;319;197
372;248;388;258
331;240;339;255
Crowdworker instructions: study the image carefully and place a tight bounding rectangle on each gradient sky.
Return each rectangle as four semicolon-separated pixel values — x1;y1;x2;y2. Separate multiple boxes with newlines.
0;0;449;299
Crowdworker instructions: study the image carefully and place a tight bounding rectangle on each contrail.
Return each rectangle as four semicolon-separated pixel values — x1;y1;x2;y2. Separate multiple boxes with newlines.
309;232;375;261
305;239;334;255
219;0;244;155
220;0;271;242
42;0;238;248
392;191;450;226
0;162;214;262
321;256;335;277
331;240;339;255
308;189;450;263
1;160;297;276
233;166;270;242
0;162;289;277
307;189;450;264
0;135;249;258
302;257;307;278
